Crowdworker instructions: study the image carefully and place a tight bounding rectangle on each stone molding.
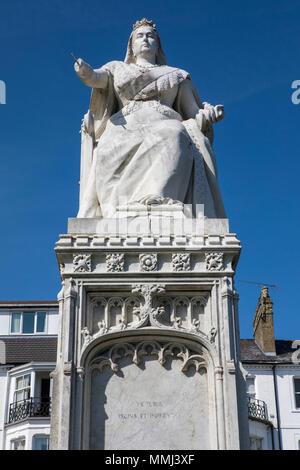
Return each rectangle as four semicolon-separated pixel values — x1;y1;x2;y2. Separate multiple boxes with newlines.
57;251;240;277
243;363;300;370
56;233;240;249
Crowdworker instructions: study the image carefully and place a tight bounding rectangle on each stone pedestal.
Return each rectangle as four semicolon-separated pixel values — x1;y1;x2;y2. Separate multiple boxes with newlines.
50;212;249;449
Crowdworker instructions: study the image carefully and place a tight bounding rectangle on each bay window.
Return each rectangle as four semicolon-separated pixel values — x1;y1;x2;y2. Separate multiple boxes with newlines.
14;374;31;403
32;435;50;450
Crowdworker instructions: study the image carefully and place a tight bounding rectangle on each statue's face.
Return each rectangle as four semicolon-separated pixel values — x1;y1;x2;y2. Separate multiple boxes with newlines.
131;26;159;60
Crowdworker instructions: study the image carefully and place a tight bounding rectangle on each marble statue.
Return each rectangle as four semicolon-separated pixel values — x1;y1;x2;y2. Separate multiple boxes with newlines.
74;18;226;219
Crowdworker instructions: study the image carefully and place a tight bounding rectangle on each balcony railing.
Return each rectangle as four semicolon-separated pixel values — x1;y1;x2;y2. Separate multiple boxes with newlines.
248;397;268;422
8;397;51;424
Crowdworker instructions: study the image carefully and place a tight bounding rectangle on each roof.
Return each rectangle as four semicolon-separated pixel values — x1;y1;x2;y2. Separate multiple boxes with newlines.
240;339;298;364
0;301;58;305
0;337;57;364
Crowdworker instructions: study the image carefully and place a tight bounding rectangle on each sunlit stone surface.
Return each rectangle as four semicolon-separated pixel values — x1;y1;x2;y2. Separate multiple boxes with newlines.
90;355;208;450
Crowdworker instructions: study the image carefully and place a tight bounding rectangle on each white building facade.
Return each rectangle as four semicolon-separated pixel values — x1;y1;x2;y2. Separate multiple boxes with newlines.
241;287;300;450
242;341;300;450
0;302;59;450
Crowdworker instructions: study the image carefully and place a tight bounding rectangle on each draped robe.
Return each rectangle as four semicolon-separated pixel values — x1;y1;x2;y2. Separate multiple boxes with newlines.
78;61;226;219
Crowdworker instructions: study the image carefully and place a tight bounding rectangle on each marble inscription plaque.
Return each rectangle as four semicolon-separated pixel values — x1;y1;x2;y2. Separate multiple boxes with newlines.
90;355;209;450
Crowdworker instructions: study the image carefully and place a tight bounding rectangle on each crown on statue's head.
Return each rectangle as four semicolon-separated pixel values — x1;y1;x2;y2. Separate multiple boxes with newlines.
132;18;156;32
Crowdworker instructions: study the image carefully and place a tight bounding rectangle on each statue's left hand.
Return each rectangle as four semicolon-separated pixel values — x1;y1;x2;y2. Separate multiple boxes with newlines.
203;102;225;124
214;105;225;122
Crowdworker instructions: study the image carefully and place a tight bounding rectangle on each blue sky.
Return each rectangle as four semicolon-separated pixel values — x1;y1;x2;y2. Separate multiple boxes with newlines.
0;0;299;340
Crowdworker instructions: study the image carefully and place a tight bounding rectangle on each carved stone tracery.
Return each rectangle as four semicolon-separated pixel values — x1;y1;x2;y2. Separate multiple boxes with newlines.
83;286;210;351
90;340;206;374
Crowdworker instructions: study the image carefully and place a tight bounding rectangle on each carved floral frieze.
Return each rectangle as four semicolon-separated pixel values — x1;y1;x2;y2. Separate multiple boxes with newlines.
66;250;232;275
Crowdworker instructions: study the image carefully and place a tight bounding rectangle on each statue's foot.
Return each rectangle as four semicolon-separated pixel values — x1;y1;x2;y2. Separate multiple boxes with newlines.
136;195;182;206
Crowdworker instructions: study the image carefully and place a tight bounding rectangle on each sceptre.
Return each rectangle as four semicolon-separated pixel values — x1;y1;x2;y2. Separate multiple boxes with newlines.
71;52;80;65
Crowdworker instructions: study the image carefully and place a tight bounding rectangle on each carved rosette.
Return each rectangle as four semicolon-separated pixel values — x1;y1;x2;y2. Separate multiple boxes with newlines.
73;254;92;272
205;252;224;271
90;340;206;374
139;253;157;272
172;253;191;272
106;253;124;272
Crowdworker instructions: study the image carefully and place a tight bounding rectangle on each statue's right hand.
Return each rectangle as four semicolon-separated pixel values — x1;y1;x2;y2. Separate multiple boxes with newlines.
74;58;86;74
73;58;107;89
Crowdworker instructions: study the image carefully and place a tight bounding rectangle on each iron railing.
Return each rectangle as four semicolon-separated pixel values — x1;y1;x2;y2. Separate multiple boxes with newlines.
248;397;268;422
8;397;51;424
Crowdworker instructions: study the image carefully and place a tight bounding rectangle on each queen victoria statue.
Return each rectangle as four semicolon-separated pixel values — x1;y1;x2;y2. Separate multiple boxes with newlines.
75;19;226;219
50;19;249;452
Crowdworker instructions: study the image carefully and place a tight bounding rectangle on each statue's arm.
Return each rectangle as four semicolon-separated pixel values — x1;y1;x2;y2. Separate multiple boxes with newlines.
74;58;108;89
177;80;224;129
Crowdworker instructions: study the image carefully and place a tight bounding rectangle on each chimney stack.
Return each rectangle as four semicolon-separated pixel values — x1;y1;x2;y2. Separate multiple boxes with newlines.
253;286;276;355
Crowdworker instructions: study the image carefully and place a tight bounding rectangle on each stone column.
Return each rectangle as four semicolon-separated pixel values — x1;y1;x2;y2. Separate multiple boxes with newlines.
215;366;226;449
50;279;77;450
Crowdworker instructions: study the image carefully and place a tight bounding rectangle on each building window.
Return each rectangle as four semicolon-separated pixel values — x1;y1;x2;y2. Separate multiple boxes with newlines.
11;438;26;450
14;374;31;403
10;312;47;334
294;377;300;408
250;436;263;450
246;377;256;398
32;435;50;450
